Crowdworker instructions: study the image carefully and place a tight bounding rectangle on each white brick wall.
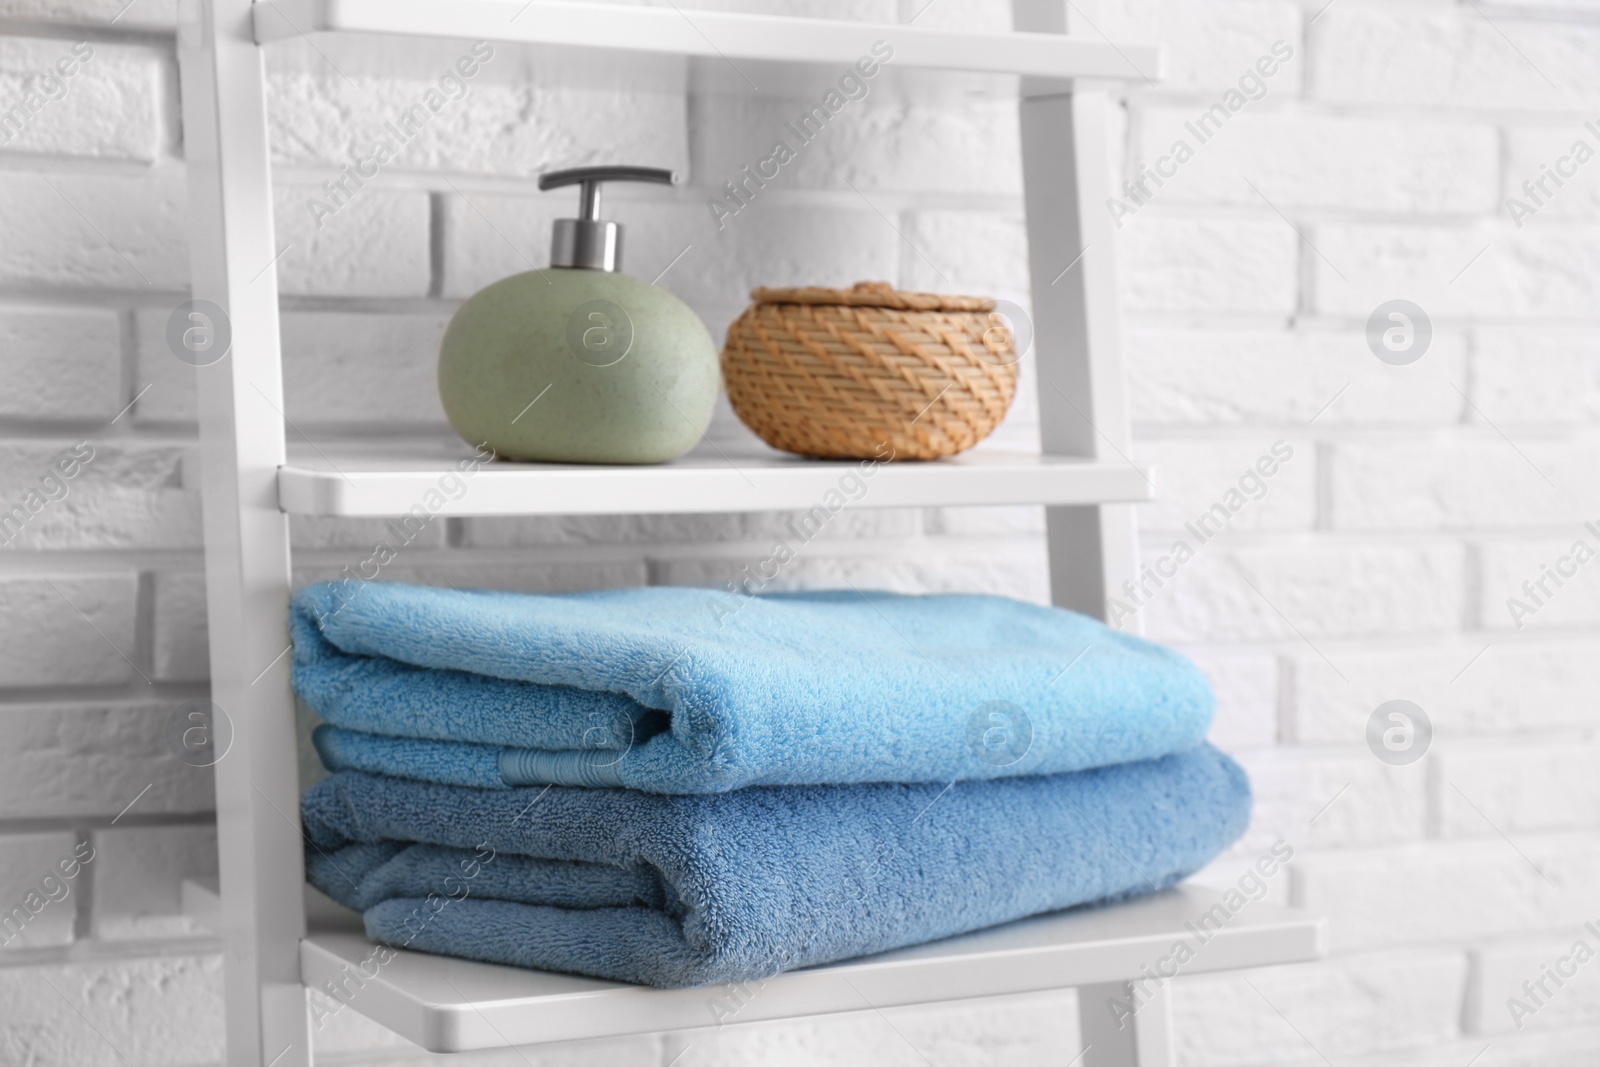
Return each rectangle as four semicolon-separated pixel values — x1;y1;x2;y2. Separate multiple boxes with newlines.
0;169;188;288
91;823;218;939
1309;6;1600;112
0;832;80;948
1133;109;1499;214
2;0;1596;1063
0;37;163;160
0;307;123;420
1171;949;1468;1064
1121;218;1299;315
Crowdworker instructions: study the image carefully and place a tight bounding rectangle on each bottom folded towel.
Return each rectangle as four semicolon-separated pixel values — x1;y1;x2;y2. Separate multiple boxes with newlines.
302;744;1250;988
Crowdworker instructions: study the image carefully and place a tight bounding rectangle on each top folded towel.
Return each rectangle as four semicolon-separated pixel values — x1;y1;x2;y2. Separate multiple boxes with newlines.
291;580;1213;794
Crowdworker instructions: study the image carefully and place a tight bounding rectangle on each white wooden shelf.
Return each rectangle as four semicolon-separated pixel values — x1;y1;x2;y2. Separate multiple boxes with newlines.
277;440;1155;516
298;885;1325;1053
180;1;1276;1062
252;0;1164;96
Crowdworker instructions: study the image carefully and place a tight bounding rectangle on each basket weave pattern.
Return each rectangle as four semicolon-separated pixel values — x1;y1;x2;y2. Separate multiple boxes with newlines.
721;282;1019;460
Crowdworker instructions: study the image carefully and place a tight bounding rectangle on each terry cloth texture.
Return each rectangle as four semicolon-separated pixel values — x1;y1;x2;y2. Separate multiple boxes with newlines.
302;744;1251;988
291;581;1215;793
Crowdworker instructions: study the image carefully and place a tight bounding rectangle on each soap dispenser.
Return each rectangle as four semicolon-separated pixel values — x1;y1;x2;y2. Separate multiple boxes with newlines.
438;165;720;464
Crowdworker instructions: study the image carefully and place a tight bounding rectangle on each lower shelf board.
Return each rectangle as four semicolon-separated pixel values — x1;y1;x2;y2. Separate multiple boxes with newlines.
300;886;1326;1053
276;439;1155;517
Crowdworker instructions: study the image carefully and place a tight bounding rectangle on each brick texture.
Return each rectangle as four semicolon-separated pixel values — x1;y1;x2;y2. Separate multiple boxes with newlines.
0;170;187;289
0;574;141;686
0;831;80;948
0;306;123;421
0;702;215;817
1310;6;1600;112
0;954;224;1066
0;37;162;161
1135;110;1498;214
90;823;218;940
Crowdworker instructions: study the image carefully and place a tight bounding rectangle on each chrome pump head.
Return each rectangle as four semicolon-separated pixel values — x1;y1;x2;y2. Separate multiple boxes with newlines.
539;165;677;272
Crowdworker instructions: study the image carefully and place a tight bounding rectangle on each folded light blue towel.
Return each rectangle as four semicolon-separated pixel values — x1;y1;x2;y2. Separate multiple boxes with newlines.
303;744;1250;987
291;581;1213;793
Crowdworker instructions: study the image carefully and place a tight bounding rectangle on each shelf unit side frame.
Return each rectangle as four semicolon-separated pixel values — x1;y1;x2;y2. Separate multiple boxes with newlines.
1017;0;1141;632
1017;0;1157;1061
179;2;312;1066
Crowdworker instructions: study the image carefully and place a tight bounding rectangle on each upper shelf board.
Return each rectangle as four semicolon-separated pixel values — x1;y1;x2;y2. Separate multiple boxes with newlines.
276;440;1155;516
300;885;1325;1052
251;0;1165;95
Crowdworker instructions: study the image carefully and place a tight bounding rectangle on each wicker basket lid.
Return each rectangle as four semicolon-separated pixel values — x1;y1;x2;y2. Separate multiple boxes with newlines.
749;280;995;312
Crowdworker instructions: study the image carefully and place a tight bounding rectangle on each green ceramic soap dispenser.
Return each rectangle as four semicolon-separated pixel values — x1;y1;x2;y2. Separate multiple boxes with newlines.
438;165;720;464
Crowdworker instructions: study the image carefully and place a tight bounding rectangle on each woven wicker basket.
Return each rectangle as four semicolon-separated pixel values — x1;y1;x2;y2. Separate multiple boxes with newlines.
720;281;1019;461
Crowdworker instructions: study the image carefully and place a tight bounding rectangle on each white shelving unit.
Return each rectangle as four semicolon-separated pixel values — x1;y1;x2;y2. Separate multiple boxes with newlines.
177;3;1325;1066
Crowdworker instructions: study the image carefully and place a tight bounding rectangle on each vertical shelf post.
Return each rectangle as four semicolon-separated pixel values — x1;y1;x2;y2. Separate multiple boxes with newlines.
1014;0;1142;630
1077;981;1175;1067
177;1;310;1064
1015;1;1164;1063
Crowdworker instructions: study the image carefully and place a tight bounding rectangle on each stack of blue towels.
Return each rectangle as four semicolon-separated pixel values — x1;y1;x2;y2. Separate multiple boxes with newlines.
293;581;1249;988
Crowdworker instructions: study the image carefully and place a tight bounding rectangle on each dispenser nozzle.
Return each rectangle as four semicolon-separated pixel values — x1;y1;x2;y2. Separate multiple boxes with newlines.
539;166;678;272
